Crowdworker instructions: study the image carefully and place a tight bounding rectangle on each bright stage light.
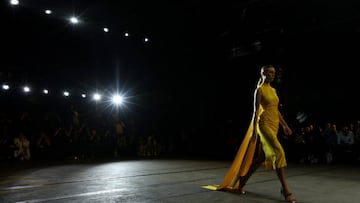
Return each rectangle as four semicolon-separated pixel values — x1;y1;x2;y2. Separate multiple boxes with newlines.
81;93;87;98
10;0;19;6
43;89;49;94
23;86;30;93
2;84;10;90
112;94;123;105
103;27;109;32
69;17;79;24
124;32;130;37
93;93;102;101
45;10;52;15
63;91;70;97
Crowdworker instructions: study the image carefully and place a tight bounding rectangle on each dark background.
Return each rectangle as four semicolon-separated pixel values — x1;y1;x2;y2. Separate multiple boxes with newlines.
1;0;359;138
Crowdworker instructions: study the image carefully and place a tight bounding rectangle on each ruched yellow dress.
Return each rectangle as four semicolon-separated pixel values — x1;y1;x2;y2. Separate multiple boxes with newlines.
257;84;287;170
202;83;287;191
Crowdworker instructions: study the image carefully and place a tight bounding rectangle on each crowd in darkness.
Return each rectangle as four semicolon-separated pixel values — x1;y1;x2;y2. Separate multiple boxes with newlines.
0;98;169;161
284;120;360;164
1;96;360;165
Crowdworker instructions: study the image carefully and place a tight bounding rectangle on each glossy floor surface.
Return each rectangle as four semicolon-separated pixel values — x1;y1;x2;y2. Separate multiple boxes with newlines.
1;159;359;203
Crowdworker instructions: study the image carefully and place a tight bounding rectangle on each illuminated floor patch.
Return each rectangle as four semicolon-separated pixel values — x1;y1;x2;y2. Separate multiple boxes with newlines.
13;188;127;203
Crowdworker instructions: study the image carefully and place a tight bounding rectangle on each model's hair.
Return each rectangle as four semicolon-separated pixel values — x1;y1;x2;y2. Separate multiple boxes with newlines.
257;65;274;87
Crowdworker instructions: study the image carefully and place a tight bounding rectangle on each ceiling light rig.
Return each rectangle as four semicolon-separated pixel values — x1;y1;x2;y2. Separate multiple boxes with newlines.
7;0;151;45
1;82;129;108
4;0;143;108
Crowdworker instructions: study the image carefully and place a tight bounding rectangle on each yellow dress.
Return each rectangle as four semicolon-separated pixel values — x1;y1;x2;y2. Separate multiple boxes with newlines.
257;84;287;170
202;84;287;191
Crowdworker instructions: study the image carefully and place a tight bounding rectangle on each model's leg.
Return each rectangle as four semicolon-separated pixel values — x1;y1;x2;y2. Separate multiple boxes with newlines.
259;125;297;202
276;167;297;202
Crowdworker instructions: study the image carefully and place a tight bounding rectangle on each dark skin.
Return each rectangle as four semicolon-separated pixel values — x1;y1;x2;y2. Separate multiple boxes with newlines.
239;66;297;203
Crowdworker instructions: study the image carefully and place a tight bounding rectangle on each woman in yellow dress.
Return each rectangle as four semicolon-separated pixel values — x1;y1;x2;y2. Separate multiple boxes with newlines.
213;65;297;202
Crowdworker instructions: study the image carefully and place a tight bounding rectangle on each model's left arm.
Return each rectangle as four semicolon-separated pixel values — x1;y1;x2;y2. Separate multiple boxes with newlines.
279;111;292;136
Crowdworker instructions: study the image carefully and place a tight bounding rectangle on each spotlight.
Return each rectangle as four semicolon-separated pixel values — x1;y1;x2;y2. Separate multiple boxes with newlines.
112;94;123;105
69;17;79;24
2;84;10;90
10;0;19;6
81;93;87;98
93;93;102;101
23;86;31;93
143;37;150;43
43;89;49;94
63;91;70;97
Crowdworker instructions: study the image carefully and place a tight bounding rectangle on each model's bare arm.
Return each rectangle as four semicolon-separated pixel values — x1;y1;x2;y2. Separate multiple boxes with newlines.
279;112;292;136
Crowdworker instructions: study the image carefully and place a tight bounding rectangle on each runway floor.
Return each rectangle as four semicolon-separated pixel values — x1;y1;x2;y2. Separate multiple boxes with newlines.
1;158;359;203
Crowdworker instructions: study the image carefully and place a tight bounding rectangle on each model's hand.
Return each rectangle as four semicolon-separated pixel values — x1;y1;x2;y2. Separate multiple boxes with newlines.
283;126;292;136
